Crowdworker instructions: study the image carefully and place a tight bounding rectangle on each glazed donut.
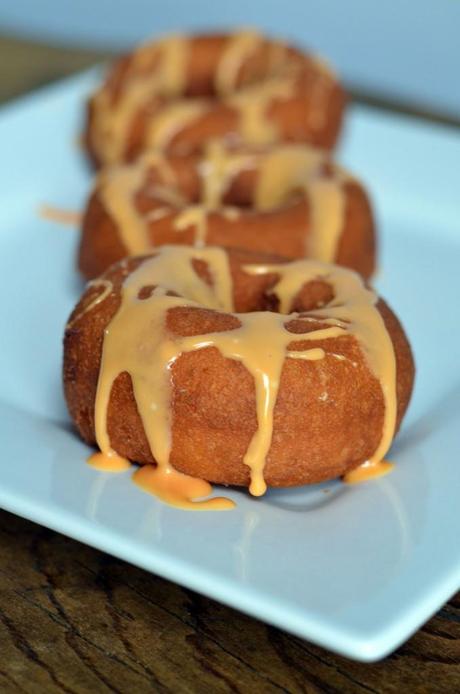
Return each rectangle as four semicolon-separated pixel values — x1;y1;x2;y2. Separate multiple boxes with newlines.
85;30;346;167
79;142;375;280
64;245;414;509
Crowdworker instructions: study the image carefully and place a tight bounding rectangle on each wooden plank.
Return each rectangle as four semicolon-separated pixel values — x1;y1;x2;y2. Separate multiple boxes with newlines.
0;510;459;692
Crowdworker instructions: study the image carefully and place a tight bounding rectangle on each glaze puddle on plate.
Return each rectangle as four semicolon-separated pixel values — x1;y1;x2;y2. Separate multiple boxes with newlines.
0;70;459;661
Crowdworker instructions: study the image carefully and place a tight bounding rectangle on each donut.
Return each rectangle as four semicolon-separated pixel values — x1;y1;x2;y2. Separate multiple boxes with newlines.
84;30;346;167
64;245;414;510
79;142;375;280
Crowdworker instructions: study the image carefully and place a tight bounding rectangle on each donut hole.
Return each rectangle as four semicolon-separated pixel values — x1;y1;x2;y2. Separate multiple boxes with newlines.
137;156;309;215
118;253;338;343
193;256;336;317
155;260;337;339
265;279;335;317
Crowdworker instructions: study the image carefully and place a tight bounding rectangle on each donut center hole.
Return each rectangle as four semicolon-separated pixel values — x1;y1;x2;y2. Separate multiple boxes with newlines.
135;264;335;329
137;144;323;214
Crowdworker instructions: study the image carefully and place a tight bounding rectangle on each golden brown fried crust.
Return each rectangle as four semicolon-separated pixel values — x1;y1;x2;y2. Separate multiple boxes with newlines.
84;34;346;167
79;191;125;281
64;248;415;488
78;153;375;280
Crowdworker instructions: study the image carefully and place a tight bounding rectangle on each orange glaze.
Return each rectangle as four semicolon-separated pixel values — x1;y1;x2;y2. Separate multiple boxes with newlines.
87;31;343;166
87;246;398;510
343;459;394;484
39;204;82;226
96;142;349;265
87;450;234;508
87;450;132;472
132;464;235;510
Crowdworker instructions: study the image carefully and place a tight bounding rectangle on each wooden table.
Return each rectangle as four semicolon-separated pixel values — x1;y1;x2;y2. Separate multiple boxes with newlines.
1;34;459;693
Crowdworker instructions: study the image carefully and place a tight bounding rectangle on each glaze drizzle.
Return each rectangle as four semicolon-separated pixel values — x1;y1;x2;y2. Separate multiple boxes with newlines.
89;246;396;509
97;142;349;264
88;30;338;164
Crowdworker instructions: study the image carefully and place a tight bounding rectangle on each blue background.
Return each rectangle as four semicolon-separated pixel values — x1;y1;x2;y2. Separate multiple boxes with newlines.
1;1;459;115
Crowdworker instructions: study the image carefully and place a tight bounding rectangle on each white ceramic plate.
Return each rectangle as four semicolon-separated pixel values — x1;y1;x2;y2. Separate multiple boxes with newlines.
1;70;459;662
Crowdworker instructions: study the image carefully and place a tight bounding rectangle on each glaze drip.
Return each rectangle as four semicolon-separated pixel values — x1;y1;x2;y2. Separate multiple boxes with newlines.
145;100;207;150
91;34;189;163
39;204;82;226
343;459;394;484
87;451;131;472
215;30;263;95
226;77;295;146
253;144;347;261
244;259;397;467
216;30;297;146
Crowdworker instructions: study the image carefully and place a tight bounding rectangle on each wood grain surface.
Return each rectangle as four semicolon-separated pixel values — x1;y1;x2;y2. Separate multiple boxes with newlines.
0;510;459;693
1;33;460;693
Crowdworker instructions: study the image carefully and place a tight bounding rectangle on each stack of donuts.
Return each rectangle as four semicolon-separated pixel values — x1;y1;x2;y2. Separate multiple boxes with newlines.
64;30;415;509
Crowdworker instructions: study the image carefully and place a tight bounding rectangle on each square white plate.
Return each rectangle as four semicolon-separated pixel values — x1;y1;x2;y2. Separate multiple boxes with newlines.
1;70;459;662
